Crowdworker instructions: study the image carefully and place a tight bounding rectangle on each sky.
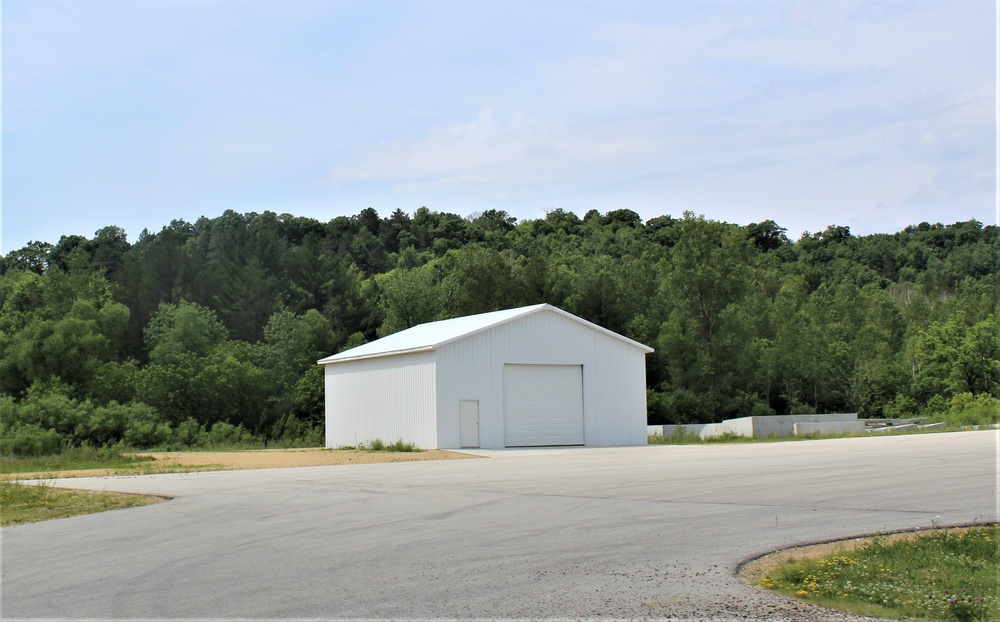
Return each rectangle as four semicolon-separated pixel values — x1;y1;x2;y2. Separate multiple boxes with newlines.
2;1;997;253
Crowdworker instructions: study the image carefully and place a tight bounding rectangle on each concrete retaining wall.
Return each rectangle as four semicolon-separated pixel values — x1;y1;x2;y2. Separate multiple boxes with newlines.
650;414;861;439
648;424;710;437
793;421;866;436
753;414;857;438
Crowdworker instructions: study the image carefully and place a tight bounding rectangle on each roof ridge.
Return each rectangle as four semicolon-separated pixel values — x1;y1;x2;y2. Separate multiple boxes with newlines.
317;303;651;365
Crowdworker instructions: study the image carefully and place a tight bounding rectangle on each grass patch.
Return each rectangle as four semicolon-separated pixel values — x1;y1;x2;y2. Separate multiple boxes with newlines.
0;479;163;527
648;430;807;444
648;428;705;444
1;445;155;475
352;439;420;452
646;425;972;445
761;525;999;621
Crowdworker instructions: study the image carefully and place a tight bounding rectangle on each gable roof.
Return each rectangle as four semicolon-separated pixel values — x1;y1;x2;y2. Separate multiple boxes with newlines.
318;303;653;364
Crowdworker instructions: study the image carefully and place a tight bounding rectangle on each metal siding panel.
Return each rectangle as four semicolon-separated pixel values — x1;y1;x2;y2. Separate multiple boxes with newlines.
587;333;648;445
324;351;437;449
433;308;649;449
436;332;492;448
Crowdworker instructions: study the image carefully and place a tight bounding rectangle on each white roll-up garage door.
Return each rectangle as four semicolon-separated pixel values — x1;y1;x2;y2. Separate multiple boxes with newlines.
503;364;584;447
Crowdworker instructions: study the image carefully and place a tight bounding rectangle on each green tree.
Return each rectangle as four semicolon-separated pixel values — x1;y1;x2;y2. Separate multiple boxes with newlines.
656;214;753;417
145;302;228;364
440;246;521;317
912;314;1000;401
374;264;444;336
259;308;335;419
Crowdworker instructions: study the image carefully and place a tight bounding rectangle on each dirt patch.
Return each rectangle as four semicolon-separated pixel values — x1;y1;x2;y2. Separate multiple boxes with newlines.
12;448;478;480
144;448;475;469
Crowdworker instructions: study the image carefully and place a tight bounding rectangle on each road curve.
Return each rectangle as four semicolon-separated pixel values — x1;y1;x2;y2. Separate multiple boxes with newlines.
3;431;995;620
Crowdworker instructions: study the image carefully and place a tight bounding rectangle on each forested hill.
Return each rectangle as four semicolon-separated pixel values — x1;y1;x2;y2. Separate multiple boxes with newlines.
1;208;997;453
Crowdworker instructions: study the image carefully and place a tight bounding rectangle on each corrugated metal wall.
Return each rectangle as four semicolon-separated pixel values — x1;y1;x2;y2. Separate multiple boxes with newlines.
435;309;648;449
324;351;437;449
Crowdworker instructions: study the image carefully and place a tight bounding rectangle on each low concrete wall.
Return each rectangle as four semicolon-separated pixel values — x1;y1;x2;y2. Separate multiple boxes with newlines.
703;417;752;438
650;424;710;438
753;414;858;438
793;421;866;436
652;414;861;439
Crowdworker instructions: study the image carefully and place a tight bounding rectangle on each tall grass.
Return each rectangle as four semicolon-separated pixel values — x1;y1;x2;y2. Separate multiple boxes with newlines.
352;438;420;452
1;445;155;474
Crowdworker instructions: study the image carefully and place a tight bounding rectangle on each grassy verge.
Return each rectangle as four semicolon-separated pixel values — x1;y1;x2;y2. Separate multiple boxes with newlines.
0;479;163;527
760;525;998;621
1;445;155;475
647;429;853;444
649;430;763;444
647;426;976;445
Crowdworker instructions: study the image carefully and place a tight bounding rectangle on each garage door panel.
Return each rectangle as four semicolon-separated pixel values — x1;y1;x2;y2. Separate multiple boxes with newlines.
504;364;583;447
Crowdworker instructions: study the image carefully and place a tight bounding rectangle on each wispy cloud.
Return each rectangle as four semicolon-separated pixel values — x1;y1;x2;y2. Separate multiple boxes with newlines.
2;1;994;251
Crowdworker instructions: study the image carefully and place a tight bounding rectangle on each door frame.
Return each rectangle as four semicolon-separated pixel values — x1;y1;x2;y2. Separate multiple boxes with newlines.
459;399;480;448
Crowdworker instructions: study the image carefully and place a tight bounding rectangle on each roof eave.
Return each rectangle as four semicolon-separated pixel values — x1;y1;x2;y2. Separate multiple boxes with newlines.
317;345;435;365
541;305;655;353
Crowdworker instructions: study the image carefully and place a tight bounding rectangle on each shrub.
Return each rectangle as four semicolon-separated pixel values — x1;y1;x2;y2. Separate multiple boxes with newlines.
18;389;93;439
78;401;129;447
199;421;257;449
170;417;205;449
267;414;324;448
932;393;1000;427
0;424;63;457
123;403;172;448
293;365;325;421
89;361;139;405
0;395;17;424
882;394;919;419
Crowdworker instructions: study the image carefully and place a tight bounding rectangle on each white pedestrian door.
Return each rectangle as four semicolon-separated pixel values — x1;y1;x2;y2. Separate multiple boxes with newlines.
459;400;479;448
503;364;584;447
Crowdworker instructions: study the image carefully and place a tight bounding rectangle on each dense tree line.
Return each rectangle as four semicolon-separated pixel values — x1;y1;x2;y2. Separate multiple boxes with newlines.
1;208;997;455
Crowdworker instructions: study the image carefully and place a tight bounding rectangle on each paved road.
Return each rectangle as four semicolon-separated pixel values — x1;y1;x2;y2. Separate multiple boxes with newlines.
3;431;996;621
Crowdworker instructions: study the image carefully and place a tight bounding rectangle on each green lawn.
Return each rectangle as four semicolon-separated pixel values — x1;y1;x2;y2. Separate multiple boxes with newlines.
761;525;999;621
0;479;163;527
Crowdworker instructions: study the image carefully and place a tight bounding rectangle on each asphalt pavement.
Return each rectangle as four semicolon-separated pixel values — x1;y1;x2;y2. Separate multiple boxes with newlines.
2;430;996;621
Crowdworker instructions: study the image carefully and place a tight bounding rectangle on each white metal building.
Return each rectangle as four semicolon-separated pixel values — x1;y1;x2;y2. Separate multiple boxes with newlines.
318;304;653;449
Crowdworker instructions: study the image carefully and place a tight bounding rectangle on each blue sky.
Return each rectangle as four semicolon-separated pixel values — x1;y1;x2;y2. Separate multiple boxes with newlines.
2;1;996;253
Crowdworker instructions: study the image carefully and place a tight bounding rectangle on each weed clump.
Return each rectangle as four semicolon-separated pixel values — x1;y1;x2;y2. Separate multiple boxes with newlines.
355;438;419;452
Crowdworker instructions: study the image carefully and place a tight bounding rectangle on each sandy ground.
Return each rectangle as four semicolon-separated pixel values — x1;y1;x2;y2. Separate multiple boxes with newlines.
12;448;477;479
